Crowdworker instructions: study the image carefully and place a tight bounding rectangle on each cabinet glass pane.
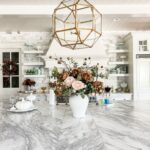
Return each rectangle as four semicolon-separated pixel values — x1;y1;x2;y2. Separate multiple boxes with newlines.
3;66;10;76
11;52;19;63
138;40;148;51
3;77;10;88
12;77;19;88
3;52;10;62
12;64;19;75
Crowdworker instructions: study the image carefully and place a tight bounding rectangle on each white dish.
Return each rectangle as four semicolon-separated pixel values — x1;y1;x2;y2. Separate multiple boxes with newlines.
8;106;37;113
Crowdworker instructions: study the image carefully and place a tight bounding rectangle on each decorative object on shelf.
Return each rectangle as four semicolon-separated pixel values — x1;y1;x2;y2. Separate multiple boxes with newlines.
26;68;37;75
25;67;44;75
41;87;47;93
24;43;38;51
49;56;105;118
115;87;122;93
109;65;128;74
23;79;36;91
120;82;130;93
115;82;130;93
37;68;41;75
53;0;102;49
2;60;18;76
116;67;121;74
37;45;42;51
116;41;127;50
40;67;45;75
120;55;127;61
120;82;127;89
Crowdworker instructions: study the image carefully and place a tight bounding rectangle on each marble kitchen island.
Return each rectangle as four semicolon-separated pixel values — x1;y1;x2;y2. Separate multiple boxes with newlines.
0;100;150;150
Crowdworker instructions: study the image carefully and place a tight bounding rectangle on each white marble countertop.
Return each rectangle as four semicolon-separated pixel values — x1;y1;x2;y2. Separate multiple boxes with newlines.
0;100;150;150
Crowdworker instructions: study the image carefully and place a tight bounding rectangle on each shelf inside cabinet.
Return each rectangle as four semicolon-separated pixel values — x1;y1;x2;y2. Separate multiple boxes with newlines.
108;61;129;65
23;62;44;66
109;74;130;77
23;75;45;78
23;50;44;54
108;50;128;53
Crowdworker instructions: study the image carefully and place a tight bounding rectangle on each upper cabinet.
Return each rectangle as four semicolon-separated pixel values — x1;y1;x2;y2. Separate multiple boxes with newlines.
138;40;148;52
1;50;20;89
133;33;150;54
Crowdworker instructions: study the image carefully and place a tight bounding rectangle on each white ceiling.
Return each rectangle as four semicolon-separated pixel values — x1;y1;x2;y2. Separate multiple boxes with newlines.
0;0;150;31
0;0;150;5
0;14;150;32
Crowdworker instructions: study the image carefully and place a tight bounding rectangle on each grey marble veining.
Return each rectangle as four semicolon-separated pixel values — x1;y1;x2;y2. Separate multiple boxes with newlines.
0;100;150;150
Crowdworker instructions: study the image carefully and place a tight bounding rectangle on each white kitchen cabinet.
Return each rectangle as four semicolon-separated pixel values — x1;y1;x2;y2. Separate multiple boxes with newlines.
125;32;150;100
136;58;150;100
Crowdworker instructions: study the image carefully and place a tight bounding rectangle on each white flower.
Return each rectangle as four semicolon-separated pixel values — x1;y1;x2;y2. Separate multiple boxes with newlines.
72;81;85;91
64;76;75;87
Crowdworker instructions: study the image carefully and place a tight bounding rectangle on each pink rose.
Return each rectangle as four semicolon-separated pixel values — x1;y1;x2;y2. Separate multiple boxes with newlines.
72;81;85;91
64;76;75;87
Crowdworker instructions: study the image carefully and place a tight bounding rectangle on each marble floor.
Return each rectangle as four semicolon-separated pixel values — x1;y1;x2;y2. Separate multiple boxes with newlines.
0;100;150;150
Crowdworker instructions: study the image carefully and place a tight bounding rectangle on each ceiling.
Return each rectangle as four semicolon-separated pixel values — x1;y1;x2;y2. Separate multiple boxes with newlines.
0;0;150;5
0;0;150;32
0;14;150;32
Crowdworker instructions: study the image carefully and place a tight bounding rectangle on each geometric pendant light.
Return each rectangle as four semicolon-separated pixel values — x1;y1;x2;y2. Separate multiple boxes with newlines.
53;0;102;50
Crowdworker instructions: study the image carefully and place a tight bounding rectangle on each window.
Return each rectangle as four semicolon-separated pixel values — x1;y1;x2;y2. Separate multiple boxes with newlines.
2;52;20;88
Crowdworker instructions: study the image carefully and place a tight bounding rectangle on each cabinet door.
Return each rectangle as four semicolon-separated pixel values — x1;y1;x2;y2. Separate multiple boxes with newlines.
0;50;20;99
136;36;150;54
138;40;148;52
136;59;150;100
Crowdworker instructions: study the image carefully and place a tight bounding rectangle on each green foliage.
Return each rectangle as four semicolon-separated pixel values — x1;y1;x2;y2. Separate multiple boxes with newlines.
52;67;59;79
62;88;73;96
91;66;98;77
78;89;85;99
84;82;94;94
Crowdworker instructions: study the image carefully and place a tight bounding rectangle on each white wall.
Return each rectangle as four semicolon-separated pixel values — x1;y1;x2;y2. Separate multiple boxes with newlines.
0;31;128;99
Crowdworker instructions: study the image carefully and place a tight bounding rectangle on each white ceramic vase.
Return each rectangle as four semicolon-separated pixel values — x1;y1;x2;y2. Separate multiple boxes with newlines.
47;89;56;106
69;95;89;118
26;86;31;91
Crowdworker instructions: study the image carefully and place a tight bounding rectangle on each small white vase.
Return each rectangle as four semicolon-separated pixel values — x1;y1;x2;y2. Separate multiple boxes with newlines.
69;95;89;118
47;89;56;106
26;86;31;91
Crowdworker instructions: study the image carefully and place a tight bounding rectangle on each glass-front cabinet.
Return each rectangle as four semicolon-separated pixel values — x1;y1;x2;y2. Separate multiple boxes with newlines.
2;51;20;88
135;34;150;54
138;40;148;52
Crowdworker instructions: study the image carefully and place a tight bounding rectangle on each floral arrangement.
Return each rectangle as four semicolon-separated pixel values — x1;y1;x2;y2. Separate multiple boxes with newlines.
23;79;36;87
2;60;18;75
49;57;108;98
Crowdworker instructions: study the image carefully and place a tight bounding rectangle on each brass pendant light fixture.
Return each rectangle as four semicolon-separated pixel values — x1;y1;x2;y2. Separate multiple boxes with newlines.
53;0;102;50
